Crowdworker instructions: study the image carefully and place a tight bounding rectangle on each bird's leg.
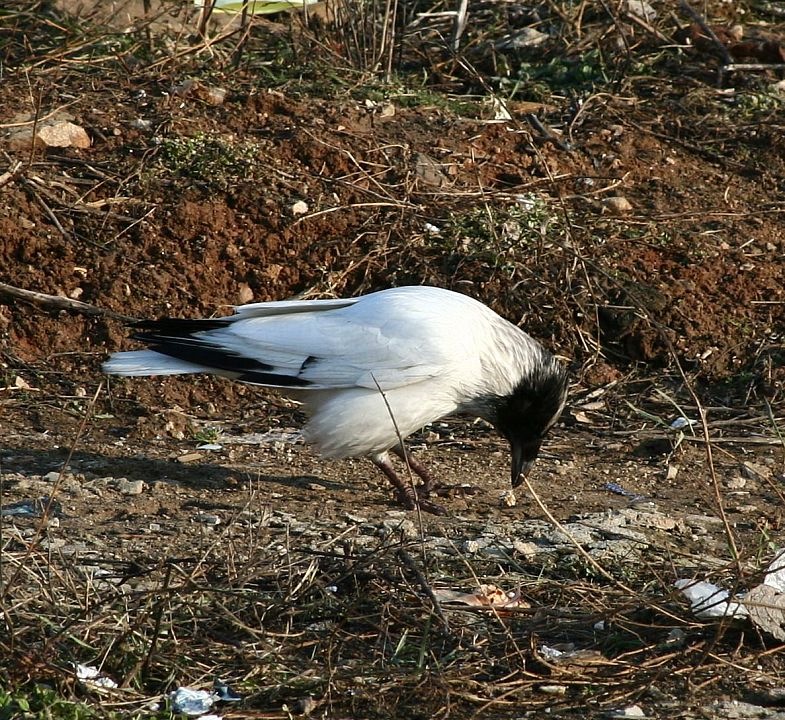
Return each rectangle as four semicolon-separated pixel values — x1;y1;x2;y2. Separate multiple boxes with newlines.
391;445;480;499
371;452;447;516
391;444;436;494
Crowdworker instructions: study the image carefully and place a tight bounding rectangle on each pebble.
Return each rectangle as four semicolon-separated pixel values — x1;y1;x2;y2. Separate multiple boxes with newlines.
379;517;417;539
462;539;481;554
606;706;646;718
602;196;633;215
43;471;61;483
513;540;540;558
176;452;203;463
742;461;771;480
117;478;144;495
345;513;369;524
538;685;567;696
726;475;747;490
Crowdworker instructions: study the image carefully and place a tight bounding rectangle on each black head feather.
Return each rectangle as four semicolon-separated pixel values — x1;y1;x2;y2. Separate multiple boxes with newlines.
493;358;568;486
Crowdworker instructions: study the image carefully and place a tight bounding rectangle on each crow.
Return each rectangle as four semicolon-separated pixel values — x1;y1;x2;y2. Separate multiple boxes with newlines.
104;286;568;514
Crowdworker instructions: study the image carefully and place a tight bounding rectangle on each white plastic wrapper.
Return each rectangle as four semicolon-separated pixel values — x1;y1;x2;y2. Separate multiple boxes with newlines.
764;548;785;593
75;664;118;690
674;579;749;619
170;688;216;716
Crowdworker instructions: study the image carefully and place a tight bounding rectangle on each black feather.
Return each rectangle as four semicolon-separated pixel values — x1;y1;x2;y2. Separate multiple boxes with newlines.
235;371;313;387
131;317;272;374
132;317;233;338
129;316;314;387
494;359;569;452
145;341;277;374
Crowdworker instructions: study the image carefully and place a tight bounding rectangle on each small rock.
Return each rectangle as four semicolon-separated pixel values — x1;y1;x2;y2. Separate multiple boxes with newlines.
176;452;203;463
602;196;633;215
307;482;326;492
37;121;91;149
499;489;517;508
742;461;771;480
513;540;539;558
202;86;227;106
625;0;656;21
538;684;567;696
117;478;144;495
195;513;221;526
237;282;254;304
380;517;417;539
462;539;481;554
606;705;646;718
726;475;747;490
43;471;61;483
291;200;309;215
130;118;152;131
345;513;369;524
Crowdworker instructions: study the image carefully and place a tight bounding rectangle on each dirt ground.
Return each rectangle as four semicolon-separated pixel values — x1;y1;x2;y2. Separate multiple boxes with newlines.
1;0;785;717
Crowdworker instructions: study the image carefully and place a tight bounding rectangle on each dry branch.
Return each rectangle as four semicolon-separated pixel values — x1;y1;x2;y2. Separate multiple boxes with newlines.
0;282;133;321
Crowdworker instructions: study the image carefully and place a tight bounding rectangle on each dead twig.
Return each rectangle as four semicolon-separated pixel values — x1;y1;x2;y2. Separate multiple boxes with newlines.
0;162;23;189
679;0;733;66
397;548;450;631
0;281;134;322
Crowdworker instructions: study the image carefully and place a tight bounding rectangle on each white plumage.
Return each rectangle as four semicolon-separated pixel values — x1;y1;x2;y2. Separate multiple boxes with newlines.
104;286;568;514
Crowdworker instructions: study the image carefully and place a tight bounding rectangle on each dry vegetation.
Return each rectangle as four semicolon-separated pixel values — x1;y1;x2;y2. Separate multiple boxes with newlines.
1;0;785;717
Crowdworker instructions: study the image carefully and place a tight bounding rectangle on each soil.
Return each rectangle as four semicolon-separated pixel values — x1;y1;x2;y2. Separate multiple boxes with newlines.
1;0;785;717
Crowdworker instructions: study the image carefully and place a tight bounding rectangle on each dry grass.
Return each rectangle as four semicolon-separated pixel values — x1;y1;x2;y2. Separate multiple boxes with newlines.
2;476;784;718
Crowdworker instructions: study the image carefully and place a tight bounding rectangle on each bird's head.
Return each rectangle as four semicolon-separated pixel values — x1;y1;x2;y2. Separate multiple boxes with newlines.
492;357;568;487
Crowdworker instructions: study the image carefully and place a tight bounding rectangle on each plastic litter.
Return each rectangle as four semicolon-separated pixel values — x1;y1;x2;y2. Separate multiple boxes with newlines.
75;663;118;690
1;496;62;518
170;688;215;716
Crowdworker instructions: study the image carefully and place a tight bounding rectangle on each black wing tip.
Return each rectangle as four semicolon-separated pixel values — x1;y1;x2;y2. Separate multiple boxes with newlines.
235;371;313;388
131;317;232;341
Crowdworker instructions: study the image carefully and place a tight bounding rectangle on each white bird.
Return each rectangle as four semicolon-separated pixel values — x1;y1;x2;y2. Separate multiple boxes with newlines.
103;286;568;514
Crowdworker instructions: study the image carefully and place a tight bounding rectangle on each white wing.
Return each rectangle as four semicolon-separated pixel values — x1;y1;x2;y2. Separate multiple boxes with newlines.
105;287;486;392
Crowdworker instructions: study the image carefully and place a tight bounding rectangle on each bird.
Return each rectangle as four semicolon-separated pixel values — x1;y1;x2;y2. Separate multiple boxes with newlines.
103;285;568;514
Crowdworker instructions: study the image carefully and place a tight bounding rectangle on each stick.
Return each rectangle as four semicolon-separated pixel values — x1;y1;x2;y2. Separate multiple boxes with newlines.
397;548;450;630
0;281;134;321
679;0;733;65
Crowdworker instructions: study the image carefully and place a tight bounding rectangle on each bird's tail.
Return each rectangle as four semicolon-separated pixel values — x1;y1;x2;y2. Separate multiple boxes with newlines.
103;350;207;377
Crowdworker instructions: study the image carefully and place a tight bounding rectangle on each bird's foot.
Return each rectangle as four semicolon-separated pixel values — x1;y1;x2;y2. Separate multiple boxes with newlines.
430;482;481;499
394;487;448;516
373;451;449;515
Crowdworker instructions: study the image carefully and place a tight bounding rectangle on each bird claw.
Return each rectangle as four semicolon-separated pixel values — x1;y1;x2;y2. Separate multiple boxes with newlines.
394;487;449;516
431;483;481;499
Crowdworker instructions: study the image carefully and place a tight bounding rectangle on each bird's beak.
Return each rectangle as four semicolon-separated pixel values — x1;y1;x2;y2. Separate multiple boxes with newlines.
510;440;538;488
